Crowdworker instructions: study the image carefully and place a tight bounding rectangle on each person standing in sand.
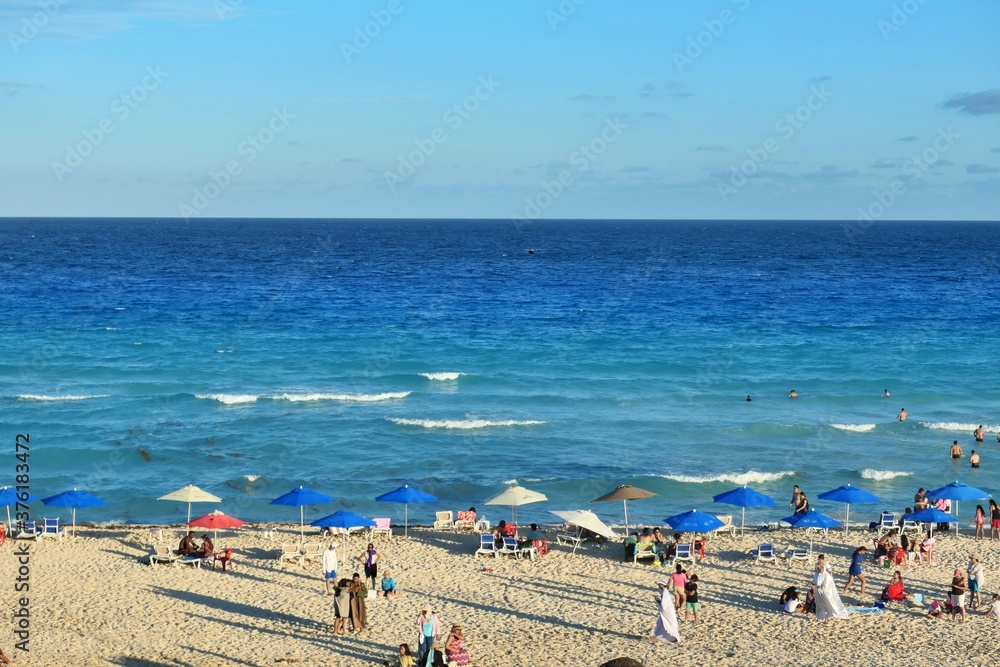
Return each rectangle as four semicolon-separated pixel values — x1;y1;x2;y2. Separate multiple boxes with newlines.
349;573;367;633
322;541;339;595
950;569;968;623
359;543;380;591
813;561;848;621
968;555;984;610
415;609;440;665
651;580;680;643
974;425;985;442
333;578;350;635
950;441;964;459
897;408;907;421
991;499;1000;540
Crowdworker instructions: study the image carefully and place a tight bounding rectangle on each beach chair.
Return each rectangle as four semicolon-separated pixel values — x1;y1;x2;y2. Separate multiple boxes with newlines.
713;515;737;537
787;546;813;566
41;517;66;541
900;519;921;537
876;513;899;538
633;541;657;564
433;511;455;531
672;542;696;567
474;516;491;532
212;548;235;571
498;536;522;558
557;532;583;550
300;542;322;566
179;554;213;568
455;510;476;530
751;543;777;564
15;520;39;539
370;517;392;540
278;544;301;569
475;533;498;558
149;543;179;567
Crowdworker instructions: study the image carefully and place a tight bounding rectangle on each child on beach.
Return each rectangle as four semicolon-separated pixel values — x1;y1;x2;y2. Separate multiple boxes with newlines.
684;574;700;623
668;564;687;610
967;556;983;610
985;593;1000;619
842;546;867;597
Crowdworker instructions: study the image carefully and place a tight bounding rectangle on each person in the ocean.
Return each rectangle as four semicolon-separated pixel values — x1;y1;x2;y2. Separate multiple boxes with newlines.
883;389;891;398
971;450;980;469
897;408;908;421
746;395;752;402
789;389;798;398
951;440;964;459
974;425;985;442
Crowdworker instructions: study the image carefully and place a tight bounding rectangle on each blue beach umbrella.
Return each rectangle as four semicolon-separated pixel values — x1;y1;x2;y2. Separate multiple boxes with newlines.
375;484;437;537
712;486;775;534
311;510;376;546
663;509;726;534
271;486;333;542
817;484;880;535
41;488;107;537
781;509;841;550
925;481;989;536
903;507;957;538
0;487;40;532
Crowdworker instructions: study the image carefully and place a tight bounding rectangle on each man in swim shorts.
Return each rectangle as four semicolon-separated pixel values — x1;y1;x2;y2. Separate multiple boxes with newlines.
974;425;985;442
897;408;907;421
951;441;964;459
970;450;980;468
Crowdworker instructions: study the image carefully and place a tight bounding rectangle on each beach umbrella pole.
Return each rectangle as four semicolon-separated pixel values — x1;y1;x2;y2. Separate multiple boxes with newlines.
623;500;629;535
741;507;746;535
404;504;408;537
845;503;850;535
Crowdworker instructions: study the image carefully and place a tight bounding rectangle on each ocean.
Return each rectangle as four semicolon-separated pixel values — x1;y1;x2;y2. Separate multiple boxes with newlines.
1;218;998;530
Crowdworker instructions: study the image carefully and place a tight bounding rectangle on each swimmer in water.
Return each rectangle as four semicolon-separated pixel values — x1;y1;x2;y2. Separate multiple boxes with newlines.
789;389;798;398
971;450;980;468
951;441;964;459
746;395;752;402
974;425;985;442
883;389;890;398
897;408;907;422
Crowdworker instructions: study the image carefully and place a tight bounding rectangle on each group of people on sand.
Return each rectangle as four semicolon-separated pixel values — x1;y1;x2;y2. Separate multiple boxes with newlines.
325;541;403;635
177;530;214;558
386;612;470;667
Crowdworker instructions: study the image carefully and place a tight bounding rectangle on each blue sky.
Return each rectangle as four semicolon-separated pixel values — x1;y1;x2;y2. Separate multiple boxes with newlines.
2;0;999;220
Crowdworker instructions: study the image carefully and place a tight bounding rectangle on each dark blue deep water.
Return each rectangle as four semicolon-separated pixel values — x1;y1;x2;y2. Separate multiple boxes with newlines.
1;219;998;528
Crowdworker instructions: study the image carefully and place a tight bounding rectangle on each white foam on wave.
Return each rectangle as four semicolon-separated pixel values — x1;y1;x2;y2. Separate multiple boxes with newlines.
105;327;119;331
17;394;108;402
387;418;545;429
277;391;411;402
195;393;260;405
831;423;877;433
860;469;912;481
654;470;795;485
216;349;233;354
502;479;518;485
920;422;1000;432
420;372;465;381
244;475;261;483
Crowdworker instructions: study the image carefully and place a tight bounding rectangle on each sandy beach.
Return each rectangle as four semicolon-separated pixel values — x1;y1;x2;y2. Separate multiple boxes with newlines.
2;521;997;667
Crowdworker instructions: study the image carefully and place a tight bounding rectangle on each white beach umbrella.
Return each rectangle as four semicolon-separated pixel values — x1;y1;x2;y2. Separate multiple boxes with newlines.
484;485;547;524
551;510;617;554
158;484;222;524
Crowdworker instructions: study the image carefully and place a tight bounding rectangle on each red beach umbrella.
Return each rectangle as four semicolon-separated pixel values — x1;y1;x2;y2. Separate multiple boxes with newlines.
188;510;244;541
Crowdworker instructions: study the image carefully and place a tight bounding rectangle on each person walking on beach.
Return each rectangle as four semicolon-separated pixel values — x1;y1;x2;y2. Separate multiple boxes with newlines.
683;574;700;623
415;609;441;664
950;440;964;459
991;499;1000;540
971;450;981;468
974;425;985;442
322;541;339;595
842;546;867;597
950;569;968;623
897;408;907;421
975;505;987;540
651;579;680;643
668;564;687;611
968;555;984;610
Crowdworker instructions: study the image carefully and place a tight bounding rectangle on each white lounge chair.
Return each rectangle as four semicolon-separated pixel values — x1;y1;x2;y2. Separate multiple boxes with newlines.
672;542;696;567
876;513;899;538
433;511;455;531
278;544;301;569
751;542;777;564
41;517;66;541
149;543;179;567
787;546;813;566
713;515;737;537
300;542;322;566
455;510;476;531
474;533;498;558
633;541;657;564
370;517;392;540
15;520;40;539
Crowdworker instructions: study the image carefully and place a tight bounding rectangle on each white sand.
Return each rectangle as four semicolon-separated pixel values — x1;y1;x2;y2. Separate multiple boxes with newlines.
2;524;997;666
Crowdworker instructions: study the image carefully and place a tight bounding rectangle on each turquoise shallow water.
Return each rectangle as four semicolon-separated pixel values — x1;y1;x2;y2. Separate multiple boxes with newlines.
0;219;998;529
